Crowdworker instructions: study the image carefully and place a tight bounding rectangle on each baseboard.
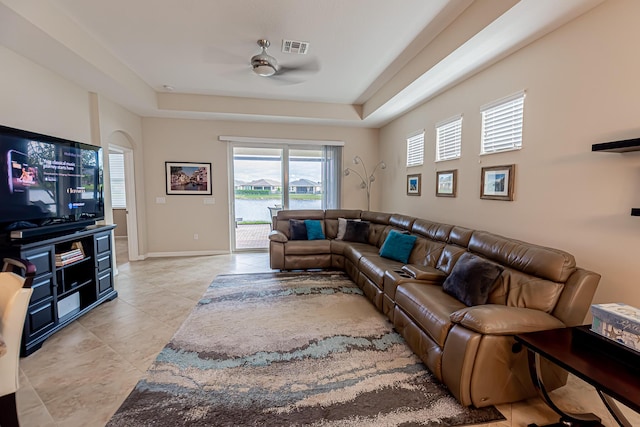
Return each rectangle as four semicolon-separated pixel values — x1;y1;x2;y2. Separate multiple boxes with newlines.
146;250;230;258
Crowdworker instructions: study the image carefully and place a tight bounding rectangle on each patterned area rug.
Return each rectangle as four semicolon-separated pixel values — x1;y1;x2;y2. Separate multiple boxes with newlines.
108;271;505;426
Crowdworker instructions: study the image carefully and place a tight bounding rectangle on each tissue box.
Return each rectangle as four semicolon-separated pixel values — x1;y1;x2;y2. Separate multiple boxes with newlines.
591;303;640;352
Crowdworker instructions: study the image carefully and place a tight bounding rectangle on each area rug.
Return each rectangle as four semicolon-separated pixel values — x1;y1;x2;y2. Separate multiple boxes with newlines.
108;271;505;427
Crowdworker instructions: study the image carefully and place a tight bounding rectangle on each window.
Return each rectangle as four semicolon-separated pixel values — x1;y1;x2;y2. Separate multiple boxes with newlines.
481;91;525;154
108;152;126;208
436;116;462;161
406;130;424;167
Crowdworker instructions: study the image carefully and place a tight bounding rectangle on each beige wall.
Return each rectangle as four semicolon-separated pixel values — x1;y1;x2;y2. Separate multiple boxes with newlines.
379;0;640;307
113;209;128;237
141;118;378;255
0;45;91;142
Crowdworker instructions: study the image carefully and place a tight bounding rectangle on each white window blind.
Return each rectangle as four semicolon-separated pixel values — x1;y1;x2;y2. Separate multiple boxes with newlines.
109;153;127;208
436;116;462;161
406;131;424;167
481;91;525;154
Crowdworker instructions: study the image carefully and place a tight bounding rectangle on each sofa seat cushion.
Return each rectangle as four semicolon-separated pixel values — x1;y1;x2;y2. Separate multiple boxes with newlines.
359;255;403;287
284;240;331;255
342;242;380;265
395;282;466;347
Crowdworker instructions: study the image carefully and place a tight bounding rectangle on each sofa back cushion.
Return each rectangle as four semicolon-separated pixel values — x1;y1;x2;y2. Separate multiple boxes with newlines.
468;231;576;283
436;244;468;274
488;268;565;313
408;237;446;266
462;231;570;313
411;219;452;242
360;211;393;247
389;214;416;231
449;226;474;247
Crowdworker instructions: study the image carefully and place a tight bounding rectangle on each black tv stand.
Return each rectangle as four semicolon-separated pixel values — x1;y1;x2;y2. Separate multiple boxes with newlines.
9;219;96;240
0;224;117;356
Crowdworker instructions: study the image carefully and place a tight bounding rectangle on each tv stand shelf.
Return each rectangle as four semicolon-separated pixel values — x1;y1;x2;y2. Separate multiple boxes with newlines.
0;224;117;356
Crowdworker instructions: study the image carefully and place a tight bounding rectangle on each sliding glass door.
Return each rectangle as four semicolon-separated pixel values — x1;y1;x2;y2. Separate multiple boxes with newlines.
231;144;341;251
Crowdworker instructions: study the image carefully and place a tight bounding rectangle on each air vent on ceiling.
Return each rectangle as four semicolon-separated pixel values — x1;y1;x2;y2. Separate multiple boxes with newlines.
282;39;309;54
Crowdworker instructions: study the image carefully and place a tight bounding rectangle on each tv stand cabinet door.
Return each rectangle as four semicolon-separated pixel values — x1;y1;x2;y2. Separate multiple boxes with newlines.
20;245;57;352
94;231;114;298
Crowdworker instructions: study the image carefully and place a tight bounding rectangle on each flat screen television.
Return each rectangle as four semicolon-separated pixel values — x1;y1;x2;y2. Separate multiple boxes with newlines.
0;124;104;239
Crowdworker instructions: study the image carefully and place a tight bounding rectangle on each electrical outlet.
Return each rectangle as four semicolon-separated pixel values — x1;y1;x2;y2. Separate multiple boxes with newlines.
193;234;199;240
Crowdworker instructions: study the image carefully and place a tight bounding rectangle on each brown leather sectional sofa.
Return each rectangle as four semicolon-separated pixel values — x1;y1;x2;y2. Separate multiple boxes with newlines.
268;209;601;408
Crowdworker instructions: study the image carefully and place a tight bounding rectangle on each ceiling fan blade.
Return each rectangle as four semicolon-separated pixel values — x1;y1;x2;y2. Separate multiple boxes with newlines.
268;74;305;85
277;58;320;76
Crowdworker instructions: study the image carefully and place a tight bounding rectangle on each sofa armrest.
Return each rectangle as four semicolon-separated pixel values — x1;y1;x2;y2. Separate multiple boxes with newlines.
401;265;447;283
450;304;566;335
269;230;288;243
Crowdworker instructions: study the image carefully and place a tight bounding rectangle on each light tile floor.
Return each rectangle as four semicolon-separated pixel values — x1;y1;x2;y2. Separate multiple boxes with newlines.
15;244;639;426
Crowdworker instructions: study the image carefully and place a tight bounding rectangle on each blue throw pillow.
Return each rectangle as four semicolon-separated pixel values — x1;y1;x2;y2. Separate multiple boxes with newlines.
305;220;325;240
379;230;417;264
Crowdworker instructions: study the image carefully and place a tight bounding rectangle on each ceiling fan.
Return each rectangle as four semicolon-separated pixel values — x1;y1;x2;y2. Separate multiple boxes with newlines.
250;39;318;80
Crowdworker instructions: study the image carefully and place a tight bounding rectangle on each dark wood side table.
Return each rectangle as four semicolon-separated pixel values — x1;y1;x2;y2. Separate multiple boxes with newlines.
515;327;640;427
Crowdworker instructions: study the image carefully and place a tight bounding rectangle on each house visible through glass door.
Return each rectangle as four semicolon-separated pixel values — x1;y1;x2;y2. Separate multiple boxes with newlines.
231;145;339;251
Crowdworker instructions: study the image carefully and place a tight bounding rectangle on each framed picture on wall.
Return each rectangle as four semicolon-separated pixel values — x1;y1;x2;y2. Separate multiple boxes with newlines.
165;161;212;195
480;164;515;201
436;170;457;197
407;173;421;196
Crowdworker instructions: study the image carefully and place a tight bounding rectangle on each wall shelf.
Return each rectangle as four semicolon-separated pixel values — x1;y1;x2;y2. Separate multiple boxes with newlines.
593;138;640;216
592;138;640;153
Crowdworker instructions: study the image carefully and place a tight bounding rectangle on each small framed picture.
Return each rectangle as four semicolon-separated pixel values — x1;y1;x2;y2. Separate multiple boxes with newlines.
436;170;457;197
480;164;515;201
165;162;212;195
407;173;421;196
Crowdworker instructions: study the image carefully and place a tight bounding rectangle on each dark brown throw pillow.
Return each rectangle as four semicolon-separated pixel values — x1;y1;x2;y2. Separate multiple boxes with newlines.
442;252;503;306
289;219;308;240
342;220;370;243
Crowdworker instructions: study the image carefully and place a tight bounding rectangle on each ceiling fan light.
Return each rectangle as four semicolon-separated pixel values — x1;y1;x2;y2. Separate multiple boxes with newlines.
253;63;276;77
